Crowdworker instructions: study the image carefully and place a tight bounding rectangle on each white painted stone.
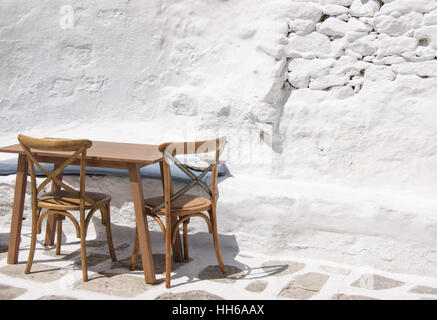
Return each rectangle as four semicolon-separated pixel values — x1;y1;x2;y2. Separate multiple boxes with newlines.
348;34;378;56
309;75;349;89
322;5;349;16
345;49;362;59
330;38;347;58
318;17;350;37
330;56;370;76
350;0;381;17
374;12;424;36
288;58;336;88
301;52;318;59
344;31;369;42
363;55;375;62
415;60;437;77
424;14;437;26
337;13;350;22
376;35;418;58
332;85;355;99
287;50;303;59
349;75;364;86
359;17;375;27
319;0;354;6
347;17;373;32
364;65;396;81
401;47;437;62
373;55;406;65
289;19;317;35
380;0;437;16
287;32;331;57
284;2;323;23
319;17;372;37
415;26;437;50
392;61;437;78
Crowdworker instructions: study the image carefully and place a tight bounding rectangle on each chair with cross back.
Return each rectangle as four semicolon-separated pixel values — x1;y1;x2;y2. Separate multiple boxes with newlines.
18;134;117;281
130;137;227;288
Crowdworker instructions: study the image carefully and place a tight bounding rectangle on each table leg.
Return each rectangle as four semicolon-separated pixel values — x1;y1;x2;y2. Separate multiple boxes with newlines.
7;154;28;264
128;164;156;284
159;161;184;262
45;163;64;246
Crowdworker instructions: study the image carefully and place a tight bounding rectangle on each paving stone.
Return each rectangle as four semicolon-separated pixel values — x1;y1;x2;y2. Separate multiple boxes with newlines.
320;265;351;275
74;273;149;297
42;249;80;260
245;280;268;293
111;254;187;274
198;265;246;283
0;284;27;300
73;253;110;267
0;263;69;283
261;260;306;277
351;274;404;290
155;290;224;300
37;295;78;300
278;272;329;300
410;285;437;295
332;293;379;300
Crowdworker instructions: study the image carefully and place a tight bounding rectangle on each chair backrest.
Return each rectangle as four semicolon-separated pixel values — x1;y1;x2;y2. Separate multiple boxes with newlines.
17;134;93;208
150;137;226;214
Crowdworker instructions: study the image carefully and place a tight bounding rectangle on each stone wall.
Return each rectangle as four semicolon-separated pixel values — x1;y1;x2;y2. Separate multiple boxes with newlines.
277;0;437;197
285;0;437;96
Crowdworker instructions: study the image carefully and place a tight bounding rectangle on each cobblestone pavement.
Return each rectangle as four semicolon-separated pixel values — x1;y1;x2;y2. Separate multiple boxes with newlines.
1;228;437;300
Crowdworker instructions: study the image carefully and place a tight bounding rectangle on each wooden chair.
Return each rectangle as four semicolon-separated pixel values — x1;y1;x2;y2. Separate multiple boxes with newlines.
130;137;227;288
18;134;117;281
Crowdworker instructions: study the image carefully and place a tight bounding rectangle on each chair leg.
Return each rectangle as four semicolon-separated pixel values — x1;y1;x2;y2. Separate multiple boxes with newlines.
165;213;172;288
209;208;226;274
55;215;62;255
183;220;189;260
130;228;139;271
25;208;40;274
102;204;117;262
79;209;88;282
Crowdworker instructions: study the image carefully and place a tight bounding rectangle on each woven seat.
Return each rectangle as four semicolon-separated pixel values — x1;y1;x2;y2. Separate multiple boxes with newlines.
38;190;111;210
145;194;211;215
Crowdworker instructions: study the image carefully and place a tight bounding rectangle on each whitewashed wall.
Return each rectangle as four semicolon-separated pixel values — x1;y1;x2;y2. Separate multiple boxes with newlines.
1;0;437;277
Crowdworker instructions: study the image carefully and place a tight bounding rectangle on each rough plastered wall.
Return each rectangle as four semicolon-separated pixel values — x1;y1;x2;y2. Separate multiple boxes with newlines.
0;0;287;174
2;0;437;277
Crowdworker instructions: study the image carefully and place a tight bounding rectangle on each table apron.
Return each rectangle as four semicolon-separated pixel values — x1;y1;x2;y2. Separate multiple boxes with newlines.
31;155;153;170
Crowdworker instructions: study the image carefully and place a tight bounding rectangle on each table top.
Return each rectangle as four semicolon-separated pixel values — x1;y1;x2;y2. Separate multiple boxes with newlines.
0;140;163;165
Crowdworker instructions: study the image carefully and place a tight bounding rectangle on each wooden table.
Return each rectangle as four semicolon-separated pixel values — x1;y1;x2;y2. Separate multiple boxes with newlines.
0;140;183;284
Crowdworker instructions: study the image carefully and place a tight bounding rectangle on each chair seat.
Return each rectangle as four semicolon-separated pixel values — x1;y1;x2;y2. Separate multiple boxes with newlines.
38;190;110;210
145;194;211;215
